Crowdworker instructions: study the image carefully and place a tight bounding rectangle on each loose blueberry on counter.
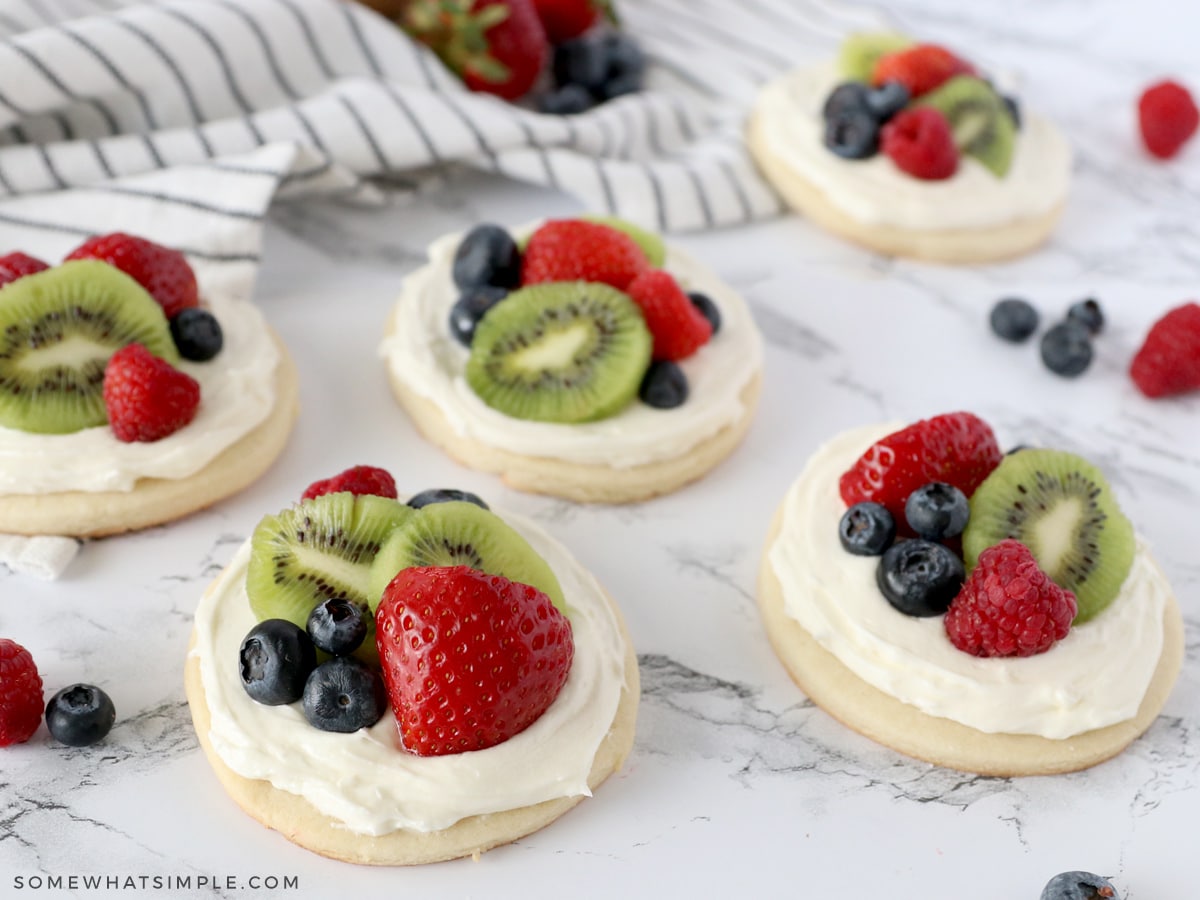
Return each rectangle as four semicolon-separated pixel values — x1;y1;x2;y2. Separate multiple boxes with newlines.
905;482;969;541
876;539;965;616
537;83;594;116
865;81;911;121
688;292;721;335
638;360;689;409
44;684;115;747
1066;298;1104;335
302;657;387;733
452;225;522;291
1040;871;1119;900
1040;321;1093;376
1002;95;1022;130
822;82;870;121
169;308;223;361
824;108;880;159
449;285;508;347
239;619;317;706
407;488;489;510
838;502;896;556
307;598;368;657
989;297;1039;343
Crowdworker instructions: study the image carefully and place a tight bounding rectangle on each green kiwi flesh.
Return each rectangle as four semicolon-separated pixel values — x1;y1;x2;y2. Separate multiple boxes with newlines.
916;76;1017;177
582;216;666;267
837;32;913;82
466;282;651;424
367;501;567;614
963;449;1135;622
0;260;179;434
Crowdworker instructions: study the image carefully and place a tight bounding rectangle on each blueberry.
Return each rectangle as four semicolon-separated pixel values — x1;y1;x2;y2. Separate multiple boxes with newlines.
537;84;594;116
306;598;368;657
1003;94;1022;130
638;360;688;409
1040;871;1120;900
1066;298;1104;335
451;224;521;291
864;81;911;121
448;285;508;346
239;619;317;706
824;108;879;159
553;36;609;93
876;539;965;616
44;684;115;747
1040;321;1093;376
838;502;896;556
597;33;645;100
688;292;721;335
302;657;387;733
169;308;223;361
989;297;1039;343
904;482;970;541
407;488;489;510
822;82;870;121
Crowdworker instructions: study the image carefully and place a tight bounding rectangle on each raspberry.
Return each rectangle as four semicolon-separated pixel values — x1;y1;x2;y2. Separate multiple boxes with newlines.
839;412;1002;529
103;344;200;442
944;540;1077;657
624;269;712;361
1129;301;1200;398
521;219;649;290
0;639;44;747
66;233;199;319
881;107;959;180
0;252;49;289
1138;80;1199;160
301;466;398;502
871;44;973;98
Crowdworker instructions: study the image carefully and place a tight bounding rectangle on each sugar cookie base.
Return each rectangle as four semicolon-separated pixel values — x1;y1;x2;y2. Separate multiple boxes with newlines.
184;591;640;866
746;106;1065;264
0;334;299;538
756;507;1184;776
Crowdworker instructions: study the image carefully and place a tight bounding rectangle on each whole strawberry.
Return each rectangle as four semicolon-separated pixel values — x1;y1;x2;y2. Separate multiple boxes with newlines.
1138;80;1199;160
532;0;602;44
871;44;973;98
301;466;398;501
625;269;712;361
103;344;201;442
0;252;49;289
0;639;44;747
66;233;199;319
376;565;574;757
1130;301;1200;398
521;218;649;289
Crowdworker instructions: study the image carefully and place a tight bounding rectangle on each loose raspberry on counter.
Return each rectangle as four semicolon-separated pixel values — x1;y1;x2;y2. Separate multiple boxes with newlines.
301;466;399;502
881;107;959;180
0;252;50;289
67;233;199;319
1129;301;1200;398
1138;80;1199;159
0;639;44;747
520;219;648;290
625;269;712;361
103;344;201;443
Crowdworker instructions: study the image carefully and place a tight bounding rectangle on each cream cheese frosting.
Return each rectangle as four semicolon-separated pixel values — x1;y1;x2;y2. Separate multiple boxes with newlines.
768;423;1168;740
380;229;763;469
754;64;1072;231
0;293;279;494
192;511;629;836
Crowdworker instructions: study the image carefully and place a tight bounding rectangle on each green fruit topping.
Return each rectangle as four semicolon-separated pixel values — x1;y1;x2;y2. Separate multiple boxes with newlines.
367;500;567;614
963;449;1136;622
582;216;666;267
837;32;913;82
0;260;178;434
917;75;1017;177
466;281;652;424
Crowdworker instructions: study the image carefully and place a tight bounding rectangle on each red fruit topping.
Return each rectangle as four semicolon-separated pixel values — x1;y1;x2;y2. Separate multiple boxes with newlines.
375;565;574;757
1129;301;1200;398
0;252;50;289
839;412;1002;529
625;269;712;361
1138;80;1199;160
103;344;200;443
521;218;649;289
0;639;44;747
301;466;399;502
532;0;600;43
66;233;199;319
881;107;959;181
871;44;973;98
944;540;1077;657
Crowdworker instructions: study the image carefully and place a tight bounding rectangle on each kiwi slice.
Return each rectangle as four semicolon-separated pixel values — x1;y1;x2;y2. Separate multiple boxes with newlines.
0;260;178;434
582;216;665;267
916;76;1017;177
963;450;1135;622
837;32;913;82
367;501;567;613
466;282;651;424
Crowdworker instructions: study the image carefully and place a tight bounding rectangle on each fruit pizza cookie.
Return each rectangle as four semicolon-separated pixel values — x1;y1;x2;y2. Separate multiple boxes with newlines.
185;466;638;864
380;217;763;503
0;236;298;537
757;413;1183;776
748;34;1072;262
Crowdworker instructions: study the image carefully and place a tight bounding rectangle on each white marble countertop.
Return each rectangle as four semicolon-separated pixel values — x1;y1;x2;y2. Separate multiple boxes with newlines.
3;1;1200;897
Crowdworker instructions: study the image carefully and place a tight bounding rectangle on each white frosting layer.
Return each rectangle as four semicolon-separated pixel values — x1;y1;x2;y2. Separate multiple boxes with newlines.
768;424;1168;739
380;231;763;468
755;64;1073;230
193;512;629;836
0;293;279;494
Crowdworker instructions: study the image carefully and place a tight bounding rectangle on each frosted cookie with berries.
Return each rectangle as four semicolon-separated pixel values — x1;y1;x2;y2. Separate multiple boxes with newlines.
380;217;763;503
185;467;638;864
0;235;298;538
747;34;1072;263
758;413;1183;775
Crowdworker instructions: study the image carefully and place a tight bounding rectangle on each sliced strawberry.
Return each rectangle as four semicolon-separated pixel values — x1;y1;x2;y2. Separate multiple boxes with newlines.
0;252;50;289
301;466;398;502
521;218;649;289
66;233;199;319
871;44;973;98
